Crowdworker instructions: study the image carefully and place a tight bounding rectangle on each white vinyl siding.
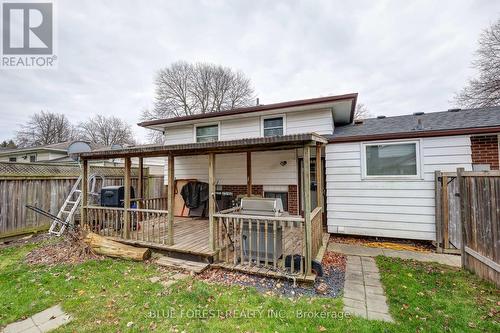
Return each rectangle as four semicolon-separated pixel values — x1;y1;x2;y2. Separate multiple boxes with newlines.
165;125;193;144
326;135;473;241
164;150;297;186
220;117;260;140
286;109;333;135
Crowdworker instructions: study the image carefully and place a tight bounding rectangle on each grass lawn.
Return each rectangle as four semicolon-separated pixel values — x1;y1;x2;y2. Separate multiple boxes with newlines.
0;240;498;332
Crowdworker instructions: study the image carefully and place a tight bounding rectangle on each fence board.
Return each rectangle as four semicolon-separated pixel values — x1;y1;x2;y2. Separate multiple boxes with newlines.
457;168;500;287
0;162;164;237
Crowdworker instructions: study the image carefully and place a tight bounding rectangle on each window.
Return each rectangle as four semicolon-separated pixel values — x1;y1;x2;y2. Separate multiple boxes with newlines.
29;155;36;162
264;191;288;211
263;117;284;137
364;142;419;177
8;157;16;162
196;124;218;143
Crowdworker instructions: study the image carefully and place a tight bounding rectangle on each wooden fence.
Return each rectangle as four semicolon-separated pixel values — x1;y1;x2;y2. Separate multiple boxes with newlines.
0;162;165;238
457;169;500;287
435;171;462;253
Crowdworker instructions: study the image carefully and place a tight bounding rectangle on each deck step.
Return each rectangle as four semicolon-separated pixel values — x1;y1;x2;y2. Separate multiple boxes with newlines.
155;256;209;274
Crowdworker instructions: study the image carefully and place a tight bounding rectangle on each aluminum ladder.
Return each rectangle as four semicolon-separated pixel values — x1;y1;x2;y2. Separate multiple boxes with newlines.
48;174;99;236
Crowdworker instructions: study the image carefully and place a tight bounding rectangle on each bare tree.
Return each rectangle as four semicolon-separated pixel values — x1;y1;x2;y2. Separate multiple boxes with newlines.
354;103;372;120
0;139;16;148
78;115;135;146
141;61;255;142
16;111;75;147
454;19;500;108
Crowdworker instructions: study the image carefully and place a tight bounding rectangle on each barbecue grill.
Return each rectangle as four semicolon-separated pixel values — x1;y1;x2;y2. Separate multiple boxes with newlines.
239;197;284;263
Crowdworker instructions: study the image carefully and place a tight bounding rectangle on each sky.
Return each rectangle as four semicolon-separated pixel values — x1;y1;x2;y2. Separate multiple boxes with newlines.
0;0;499;143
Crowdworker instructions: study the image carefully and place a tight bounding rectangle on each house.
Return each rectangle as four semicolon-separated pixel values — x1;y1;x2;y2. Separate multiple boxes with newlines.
0;141;74;163
76;94;500;279
0;140;165;175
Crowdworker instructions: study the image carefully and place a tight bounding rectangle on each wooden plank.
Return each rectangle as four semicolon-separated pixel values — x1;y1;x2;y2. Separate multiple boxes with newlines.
316;144;323;221
123;157;131;239
167;154;175;245
442;175;449;249
156;256;209;274
457;168;467;268
138;157;144;211
208;153;216;252
303;144;312;276
465;246;500;273
435;171;443;252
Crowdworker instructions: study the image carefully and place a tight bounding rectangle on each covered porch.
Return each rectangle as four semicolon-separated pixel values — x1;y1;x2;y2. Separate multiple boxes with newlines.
78;133;328;281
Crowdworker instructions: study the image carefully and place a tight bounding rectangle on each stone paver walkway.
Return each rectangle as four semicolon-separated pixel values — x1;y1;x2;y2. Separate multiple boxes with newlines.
330;243;461;267
343;256;394;322
2;304;71;333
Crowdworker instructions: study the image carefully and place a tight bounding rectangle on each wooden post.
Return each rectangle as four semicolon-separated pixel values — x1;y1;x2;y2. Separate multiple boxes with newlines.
435;171;443;253
303;145;312;276
167;154;175;245
457;167;467;268
124;157;131;239
209;153;216;252
81;159;88;227
315;144;324;220
442;174;449;250
246;151;252;196
138;157;144;207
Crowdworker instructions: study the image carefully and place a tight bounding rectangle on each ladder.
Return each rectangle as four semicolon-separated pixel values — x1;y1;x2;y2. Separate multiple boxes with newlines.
48;174;99;236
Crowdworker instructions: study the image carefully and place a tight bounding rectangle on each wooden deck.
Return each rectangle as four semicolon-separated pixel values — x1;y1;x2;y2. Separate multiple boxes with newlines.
111;217;214;257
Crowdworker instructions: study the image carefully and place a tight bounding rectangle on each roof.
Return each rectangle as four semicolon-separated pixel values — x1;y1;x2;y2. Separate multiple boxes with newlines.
79;133;327;159
330;106;500;142
0;141;106;156
138;93;358;128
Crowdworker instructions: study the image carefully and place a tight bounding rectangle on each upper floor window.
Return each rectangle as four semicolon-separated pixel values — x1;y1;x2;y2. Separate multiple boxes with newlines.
9;157;16;162
263;116;284;137
363;141;420;178
196;124;219;143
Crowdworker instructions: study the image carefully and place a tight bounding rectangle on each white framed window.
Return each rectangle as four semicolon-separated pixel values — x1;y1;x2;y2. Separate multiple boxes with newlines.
261;115;285;137
8;157;16;162
194;123;219;143
361;140;422;179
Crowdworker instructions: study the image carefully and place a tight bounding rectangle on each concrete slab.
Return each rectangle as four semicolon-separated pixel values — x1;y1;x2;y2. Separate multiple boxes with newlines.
2;318;37;333
344;306;367;319
366;297;390;313
31;305;64;326
38;314;71;333
367;311;394;322
343;297;366;309
365;285;385;296
343;285;365;301
364;277;383;287
2;304;71;333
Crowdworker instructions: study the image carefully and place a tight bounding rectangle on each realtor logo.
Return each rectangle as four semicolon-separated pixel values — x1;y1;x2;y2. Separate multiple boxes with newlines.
1;1;57;68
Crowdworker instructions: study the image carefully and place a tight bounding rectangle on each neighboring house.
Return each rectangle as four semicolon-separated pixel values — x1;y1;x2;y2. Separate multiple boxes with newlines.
137;95;500;242
0;141;71;163
0;140;166;175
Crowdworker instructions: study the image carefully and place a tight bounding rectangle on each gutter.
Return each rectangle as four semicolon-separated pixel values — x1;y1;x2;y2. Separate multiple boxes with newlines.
328;126;500;143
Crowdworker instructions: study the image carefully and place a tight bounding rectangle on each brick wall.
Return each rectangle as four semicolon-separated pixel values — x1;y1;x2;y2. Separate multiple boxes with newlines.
221;184;298;215
288;185;298;215
471;135;499;170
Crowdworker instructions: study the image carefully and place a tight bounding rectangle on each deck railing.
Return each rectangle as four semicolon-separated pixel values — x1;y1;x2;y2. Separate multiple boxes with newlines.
310;207;324;259
131;197;167;211
213;209;308;276
83;206;169;244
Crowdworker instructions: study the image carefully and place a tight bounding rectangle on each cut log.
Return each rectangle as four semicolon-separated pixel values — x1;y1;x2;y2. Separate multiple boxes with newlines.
83;232;151;261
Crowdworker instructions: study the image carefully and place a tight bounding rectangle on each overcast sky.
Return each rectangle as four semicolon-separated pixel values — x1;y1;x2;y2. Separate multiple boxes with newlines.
1;0;499;143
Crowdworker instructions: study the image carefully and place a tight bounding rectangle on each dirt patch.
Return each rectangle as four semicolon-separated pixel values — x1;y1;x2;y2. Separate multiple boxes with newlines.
330;235;433;252
0;232;51;249
197;252;346;298
25;232;103;266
